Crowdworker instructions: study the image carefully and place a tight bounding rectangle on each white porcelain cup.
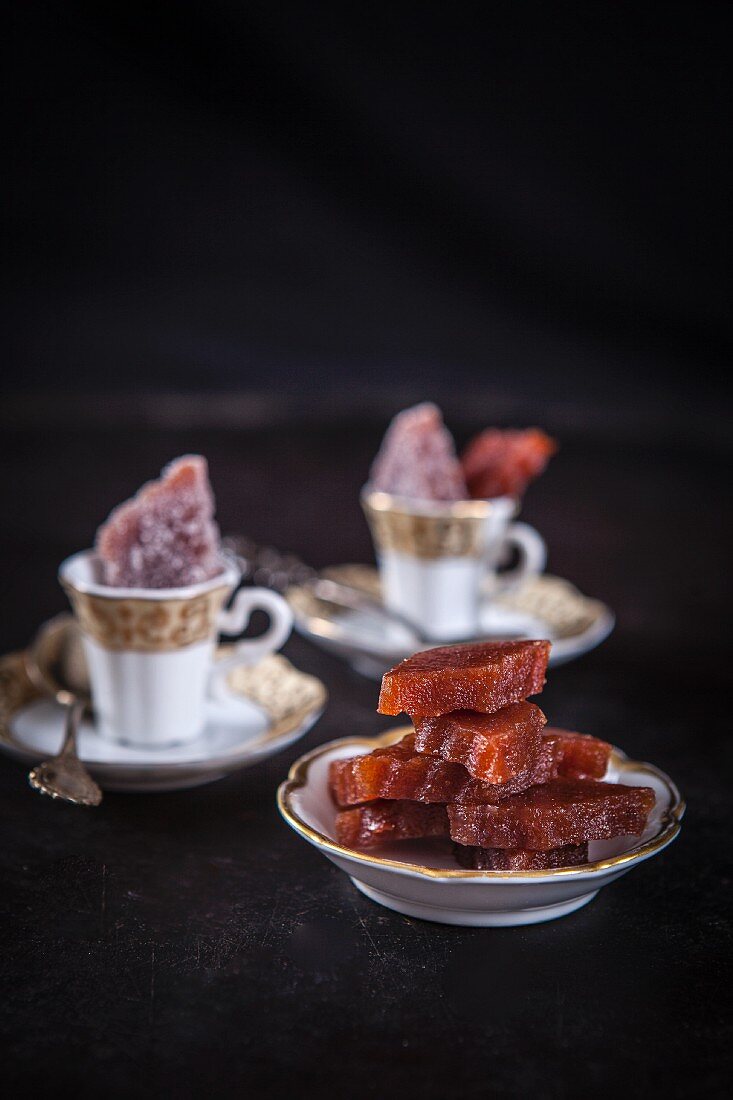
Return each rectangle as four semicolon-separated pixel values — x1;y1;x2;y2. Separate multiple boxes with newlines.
361;488;546;641
59;550;293;748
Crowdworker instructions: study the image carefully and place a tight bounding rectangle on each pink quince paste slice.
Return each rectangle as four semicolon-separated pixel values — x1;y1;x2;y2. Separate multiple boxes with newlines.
369;402;468;501
95;455;222;588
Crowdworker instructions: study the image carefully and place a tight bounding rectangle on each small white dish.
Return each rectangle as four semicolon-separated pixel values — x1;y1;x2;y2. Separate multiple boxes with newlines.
287;565;614;679
0;647;326;792
278;729;684;927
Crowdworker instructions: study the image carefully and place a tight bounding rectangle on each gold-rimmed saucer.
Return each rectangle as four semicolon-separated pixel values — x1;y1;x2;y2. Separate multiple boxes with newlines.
0;617;327;793
286;565;614;679
277;730;684;926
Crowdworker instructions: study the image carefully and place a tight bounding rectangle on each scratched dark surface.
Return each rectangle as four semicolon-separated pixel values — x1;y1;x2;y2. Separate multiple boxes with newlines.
0;413;730;1098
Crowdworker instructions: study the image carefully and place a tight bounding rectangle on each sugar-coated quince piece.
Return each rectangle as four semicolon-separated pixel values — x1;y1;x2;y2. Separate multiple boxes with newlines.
378;639;550;718
448;778;655;850
96;455;222;589
335;800;449;849
453;842;589;870
369;402;468;501
461;428;557;499
413;701;546;782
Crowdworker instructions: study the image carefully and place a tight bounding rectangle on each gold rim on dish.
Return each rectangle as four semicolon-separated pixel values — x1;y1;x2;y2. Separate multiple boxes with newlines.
277;728;685;880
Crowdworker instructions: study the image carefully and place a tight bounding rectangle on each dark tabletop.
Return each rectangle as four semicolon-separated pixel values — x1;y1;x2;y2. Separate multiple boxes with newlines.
0;411;730;1098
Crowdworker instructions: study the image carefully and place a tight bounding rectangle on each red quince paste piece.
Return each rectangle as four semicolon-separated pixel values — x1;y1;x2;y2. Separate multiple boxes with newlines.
461;428;557;499
378;639;550;719
413;701;546;782
543;728;612;779
335;800;449;849
329;734;470;807
329;728;551;808
369;402;468;501
448;778;655;850
329;727;610;809
96;455;222;589
453;842;589;870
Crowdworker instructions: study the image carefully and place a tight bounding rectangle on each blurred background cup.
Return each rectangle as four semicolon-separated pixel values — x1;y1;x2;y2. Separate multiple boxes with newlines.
361;488;546;641
58;550;293;747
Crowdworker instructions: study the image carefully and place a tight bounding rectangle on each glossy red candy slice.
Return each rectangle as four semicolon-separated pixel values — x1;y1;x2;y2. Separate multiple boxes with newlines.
329;729;554;808
448;778;655;850
330;735;469;807
335;800;449;849
461;428;557;500
330;727;610;809
378;639;550;719
413;701;546;782
453;842;589;870
369;402;467;502
544;728;612;780
96;455;221;588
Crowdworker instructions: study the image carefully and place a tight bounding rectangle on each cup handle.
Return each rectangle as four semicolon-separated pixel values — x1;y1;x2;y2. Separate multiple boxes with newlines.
494;522;547;592
208;587;293;702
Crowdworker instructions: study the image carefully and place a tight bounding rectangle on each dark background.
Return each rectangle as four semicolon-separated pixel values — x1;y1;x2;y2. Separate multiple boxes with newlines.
1;3;732;1098
3;1;731;422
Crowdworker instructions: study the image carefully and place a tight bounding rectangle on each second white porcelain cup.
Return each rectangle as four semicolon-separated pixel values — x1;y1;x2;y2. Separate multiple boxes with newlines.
361;488;546;641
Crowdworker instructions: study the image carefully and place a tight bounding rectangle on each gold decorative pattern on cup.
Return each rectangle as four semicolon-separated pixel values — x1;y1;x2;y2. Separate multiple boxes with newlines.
61;585;230;652
361;490;507;559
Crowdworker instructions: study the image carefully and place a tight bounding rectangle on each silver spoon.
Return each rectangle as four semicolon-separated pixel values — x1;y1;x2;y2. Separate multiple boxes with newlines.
24;616;102;806
28;698;102;805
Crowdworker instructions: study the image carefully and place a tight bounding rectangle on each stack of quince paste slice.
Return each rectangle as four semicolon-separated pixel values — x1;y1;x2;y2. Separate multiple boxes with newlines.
329;641;656;870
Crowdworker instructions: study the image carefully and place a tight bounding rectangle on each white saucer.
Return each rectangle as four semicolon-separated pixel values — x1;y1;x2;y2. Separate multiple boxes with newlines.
278;729;684;927
0;649;326;792
287;565;614;679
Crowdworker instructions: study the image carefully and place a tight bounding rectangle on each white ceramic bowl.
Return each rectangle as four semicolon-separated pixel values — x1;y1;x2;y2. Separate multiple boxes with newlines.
277;728;684;927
